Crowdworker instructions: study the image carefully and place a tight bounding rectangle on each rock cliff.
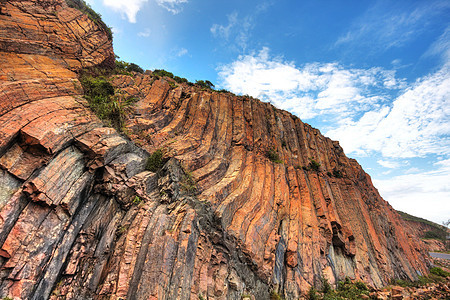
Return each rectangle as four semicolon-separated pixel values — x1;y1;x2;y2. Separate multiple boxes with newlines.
0;1;431;299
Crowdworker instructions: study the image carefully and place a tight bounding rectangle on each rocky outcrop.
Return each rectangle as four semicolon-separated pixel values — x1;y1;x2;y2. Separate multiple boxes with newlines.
0;1;431;299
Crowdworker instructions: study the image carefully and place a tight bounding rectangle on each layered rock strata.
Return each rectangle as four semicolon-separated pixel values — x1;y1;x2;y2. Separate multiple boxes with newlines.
0;1;431;299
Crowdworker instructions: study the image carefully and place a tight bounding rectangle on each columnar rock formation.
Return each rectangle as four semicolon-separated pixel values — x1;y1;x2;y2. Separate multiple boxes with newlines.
0;1;431;299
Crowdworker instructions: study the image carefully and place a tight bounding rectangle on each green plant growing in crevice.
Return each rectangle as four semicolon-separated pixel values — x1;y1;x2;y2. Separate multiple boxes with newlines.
270;290;284;300
79;74;134;131
132;195;142;205
181;170;197;194
168;81;178;89
308;158;321;172
145;149;168;172
266;148;283;164
332;169;343;178
322;278;332;294
65;0;112;40
308;287;319;300
116;225;128;237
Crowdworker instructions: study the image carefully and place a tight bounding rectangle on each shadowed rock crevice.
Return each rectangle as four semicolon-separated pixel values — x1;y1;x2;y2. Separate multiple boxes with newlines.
0;0;433;299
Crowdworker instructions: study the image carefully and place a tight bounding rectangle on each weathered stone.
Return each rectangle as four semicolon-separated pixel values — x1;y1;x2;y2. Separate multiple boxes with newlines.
0;0;434;299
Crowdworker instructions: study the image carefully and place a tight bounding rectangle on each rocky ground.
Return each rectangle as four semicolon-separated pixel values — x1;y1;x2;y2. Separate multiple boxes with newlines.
0;0;437;299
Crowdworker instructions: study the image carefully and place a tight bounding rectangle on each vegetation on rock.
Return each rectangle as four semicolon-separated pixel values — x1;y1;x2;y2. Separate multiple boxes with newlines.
398;210;448;241
79;74;133;131
115;60;144;74
266;147;283;163
65;0;113;40
195;80;215;90
145;149;168;172
308;158;321;172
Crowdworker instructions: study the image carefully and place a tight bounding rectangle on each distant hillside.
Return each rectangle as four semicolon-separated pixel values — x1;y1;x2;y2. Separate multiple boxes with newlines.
398;211;448;241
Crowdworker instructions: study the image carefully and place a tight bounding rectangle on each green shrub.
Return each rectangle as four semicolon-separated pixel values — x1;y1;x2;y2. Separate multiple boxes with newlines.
355;281;367;291
266;148;283;164
132;195;142;205
322;278;332;294
174;76;189;84
308;287;319;300
145;149;167;172
270;290;283;300
65;0;112;40
153;69;174;79
308;159;321;172
181;170;197;194
332;169;343;178
430;267;450;277
127;63;144;73
424;230;446;240
327;171;332;177
168;81;178;89
195;80;215;90
80;75;132;130
115;60;144;74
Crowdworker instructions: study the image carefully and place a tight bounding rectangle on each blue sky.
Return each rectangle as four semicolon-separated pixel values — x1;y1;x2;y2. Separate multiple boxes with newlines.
85;0;449;224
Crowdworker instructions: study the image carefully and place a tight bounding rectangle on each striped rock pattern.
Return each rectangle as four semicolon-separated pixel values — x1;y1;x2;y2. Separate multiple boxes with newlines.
0;0;430;299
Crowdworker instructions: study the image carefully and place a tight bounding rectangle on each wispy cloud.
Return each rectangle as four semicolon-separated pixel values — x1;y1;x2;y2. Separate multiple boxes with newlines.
173;47;188;57
218;47;450;159
138;28;151;37
218;47;405;120
374;159;450;223
102;0;148;23
102;0;187;22
210;2;271;53
377;160;401;169
210;12;238;40
327;64;450;158
335;1;450;53
424;25;450;62
210;11;253;52
155;0;188;14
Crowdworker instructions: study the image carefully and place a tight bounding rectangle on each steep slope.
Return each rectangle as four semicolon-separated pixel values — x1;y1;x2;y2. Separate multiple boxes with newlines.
0;1;431;299
398;211;449;252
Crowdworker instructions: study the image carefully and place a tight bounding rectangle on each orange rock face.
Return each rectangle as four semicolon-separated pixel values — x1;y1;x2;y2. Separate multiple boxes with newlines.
0;1;431;299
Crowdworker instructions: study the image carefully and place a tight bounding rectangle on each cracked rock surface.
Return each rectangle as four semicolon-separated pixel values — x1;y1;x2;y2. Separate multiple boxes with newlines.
0;1;431;299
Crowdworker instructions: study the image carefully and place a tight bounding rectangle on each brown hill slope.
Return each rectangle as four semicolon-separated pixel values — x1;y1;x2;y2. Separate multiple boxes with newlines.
0;1;431;299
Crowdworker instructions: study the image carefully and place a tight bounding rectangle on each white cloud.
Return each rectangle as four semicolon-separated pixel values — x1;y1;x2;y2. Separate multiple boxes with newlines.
170;47;188;57
155;0;188;14
210;3;272;52
102;0;187;22
218;47;450;159
374;159;450;224
377;160;401;169
210;12;238;40
425;25;450;62
218;48;404;121
335;1;450;52
327;65;450;158
138;28;151;37
102;0;148;23
175;47;188;57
